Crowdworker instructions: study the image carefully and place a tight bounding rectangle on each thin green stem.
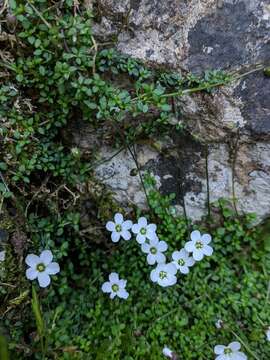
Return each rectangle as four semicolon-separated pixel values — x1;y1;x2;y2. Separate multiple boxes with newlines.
126;143;152;212
26;1;52;28
161;65;265;99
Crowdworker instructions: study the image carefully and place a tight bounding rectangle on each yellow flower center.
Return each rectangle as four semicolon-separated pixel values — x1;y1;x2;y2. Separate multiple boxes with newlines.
36;263;45;272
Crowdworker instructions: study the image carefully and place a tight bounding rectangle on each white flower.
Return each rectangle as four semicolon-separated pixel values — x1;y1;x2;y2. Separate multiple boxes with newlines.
215;319;224;329
25;250;60;288
0;251;5;262
172;249;195;274
132;217;157;244
101;272;129;299
106;213;133;243
163;346;173;358
266;327;270;341
150;263;177;287
214;341;247;360
141;237;168;265
185;230;213;261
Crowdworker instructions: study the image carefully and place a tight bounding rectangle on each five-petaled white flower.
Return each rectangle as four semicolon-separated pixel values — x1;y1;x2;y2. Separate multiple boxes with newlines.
150;263;177;287
141;237;168;265
101;272;129;299
214;341;247;360
0;251;5;262
185;230;213;261
266;327;270;341
132;217;157;244
25;250;60;288
162;346;173;358
172;249;195;274
106;213;133;243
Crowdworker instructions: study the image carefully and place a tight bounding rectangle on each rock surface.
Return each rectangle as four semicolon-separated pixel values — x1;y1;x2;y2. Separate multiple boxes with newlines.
90;0;270;221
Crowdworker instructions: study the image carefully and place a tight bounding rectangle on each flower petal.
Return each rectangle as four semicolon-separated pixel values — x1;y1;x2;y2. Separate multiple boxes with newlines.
101;281;112;293
235;353;247;360
229;342;241;352
46;262;60;275
190;230;201;241
118;279;127;288
155;252;166;264
184;241;195;253
26;268;38;280
161;275;177;287
186;256;195;267
162;347;173;358
147;254;156;265
172;251;180;261
109;272;119;283
136;233;146;244
215;355;226;360
25;254;40;268
179;248;189;259
111;232;121;243
131;224;140;234
110;292;117;299
179;265;189;274
106;221;115;232
146;230;157;241
150;269;158;282
147;223;157;232
117;288;129;299
121;230;131;241
37;272;51;288
157;240;168;252
149;236;159;246
40;250;53;266
141;243;150;253
166;263;177;275
114;213;123;224
214;345;225;355
192;249;204;261
203;244;213;256
122;220;133;230
138;217;147;227
201;233;211;244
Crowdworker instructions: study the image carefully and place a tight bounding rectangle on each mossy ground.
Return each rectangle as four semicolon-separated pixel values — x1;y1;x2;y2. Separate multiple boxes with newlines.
1;198;270;359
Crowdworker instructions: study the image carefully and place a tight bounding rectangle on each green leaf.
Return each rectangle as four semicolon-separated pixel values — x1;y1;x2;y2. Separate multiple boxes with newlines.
28;36;35;45
160;103;171;112
34;39;41;48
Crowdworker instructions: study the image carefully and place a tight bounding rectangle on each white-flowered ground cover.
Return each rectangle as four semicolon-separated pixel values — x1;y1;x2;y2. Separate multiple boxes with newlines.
104;213;214;293
23;212;261;359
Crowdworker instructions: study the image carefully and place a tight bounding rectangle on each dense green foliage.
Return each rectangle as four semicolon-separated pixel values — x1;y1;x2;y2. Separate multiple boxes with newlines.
0;1;269;360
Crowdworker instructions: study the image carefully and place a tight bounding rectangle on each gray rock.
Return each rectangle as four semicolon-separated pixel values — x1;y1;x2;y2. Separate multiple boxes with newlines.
89;0;270;222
